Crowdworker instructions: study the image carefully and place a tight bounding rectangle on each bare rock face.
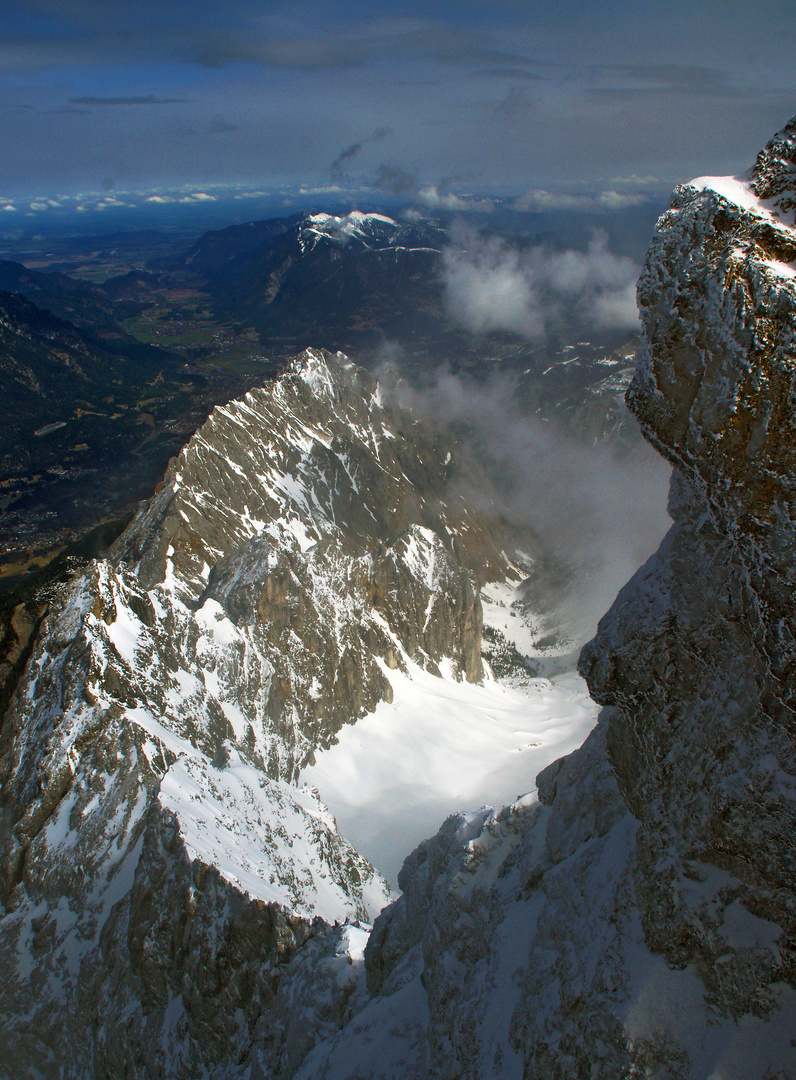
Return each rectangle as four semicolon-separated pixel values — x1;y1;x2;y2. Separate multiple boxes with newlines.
0;349;508;1078
324;119;796;1079
585;115;796;1007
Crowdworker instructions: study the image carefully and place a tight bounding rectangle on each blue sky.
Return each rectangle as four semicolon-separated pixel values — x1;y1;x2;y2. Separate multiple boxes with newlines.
1;0;794;204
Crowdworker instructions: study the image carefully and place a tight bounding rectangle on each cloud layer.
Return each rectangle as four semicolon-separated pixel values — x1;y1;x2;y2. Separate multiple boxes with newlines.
390;367;672;640
443;225;640;340
0;1;793;198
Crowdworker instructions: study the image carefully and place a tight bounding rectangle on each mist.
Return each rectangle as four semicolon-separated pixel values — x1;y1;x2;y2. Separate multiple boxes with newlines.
442;222;641;341
389;367;672;644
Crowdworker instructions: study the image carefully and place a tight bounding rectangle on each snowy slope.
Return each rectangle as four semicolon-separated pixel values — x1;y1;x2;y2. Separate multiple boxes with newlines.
301;661;596;886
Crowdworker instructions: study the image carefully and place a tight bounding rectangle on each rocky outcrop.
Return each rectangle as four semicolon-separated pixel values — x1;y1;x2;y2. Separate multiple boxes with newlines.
322;119;796;1079
585;117;796;1013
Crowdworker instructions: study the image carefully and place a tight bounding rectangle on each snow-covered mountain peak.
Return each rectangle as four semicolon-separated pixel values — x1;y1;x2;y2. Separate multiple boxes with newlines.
749;113;796;218
684;120;796;232
299;210;401;251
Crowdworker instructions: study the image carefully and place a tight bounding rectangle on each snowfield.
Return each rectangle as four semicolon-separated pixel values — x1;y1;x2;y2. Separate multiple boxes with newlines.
300;659;598;887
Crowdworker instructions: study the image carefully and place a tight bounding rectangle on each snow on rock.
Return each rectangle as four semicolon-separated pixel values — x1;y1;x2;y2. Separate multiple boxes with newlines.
160;747;390;922
299;211;401;253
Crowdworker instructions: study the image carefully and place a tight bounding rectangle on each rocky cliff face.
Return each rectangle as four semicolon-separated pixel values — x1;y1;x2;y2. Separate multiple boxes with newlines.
311;120;796;1079
0;348;517;1078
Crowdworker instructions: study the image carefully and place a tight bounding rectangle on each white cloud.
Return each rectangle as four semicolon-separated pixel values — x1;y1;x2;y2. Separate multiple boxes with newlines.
178;192;217;203
513;188;648;212
389;369;671;640
443;231;544;338
442;224;640;339
297;185;342;196
595;189;647;210
418;185;495;213
611;173;660;186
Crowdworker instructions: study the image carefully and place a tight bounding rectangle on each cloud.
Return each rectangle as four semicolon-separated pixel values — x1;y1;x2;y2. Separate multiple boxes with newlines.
207;116;238;134
372;163;417;195
418;186;495;213
469;67;542;82
329;126;393;181
68;95;187;105
330;141;364;180
297;185;343;196
442;224;640;339
513;188;648;212
387;367;671;642
492;85;535;121
443;232;541;337
610;173;661;186
603;63;733;93
183;25;531;73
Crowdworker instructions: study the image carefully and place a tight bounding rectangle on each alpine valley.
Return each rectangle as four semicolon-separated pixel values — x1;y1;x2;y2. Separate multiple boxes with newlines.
0;118;795;1080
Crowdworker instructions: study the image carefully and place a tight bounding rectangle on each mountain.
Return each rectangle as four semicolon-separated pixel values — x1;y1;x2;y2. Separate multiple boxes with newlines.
163;213;304;276
0;347;573;1077
204;210;450;358
0;288;204;555
0;259;145;340
167;207;645;445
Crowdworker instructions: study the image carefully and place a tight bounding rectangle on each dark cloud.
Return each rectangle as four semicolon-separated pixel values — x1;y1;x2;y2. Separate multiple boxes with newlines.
586;62;742;101
372;163;417;195
329;127;393;181
469;67;543;81
1;0;794;199
69;95;187;105
492;86;535;121
330;141;364;180
207;116;238;134
182;26;533;73
605;63;732;89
